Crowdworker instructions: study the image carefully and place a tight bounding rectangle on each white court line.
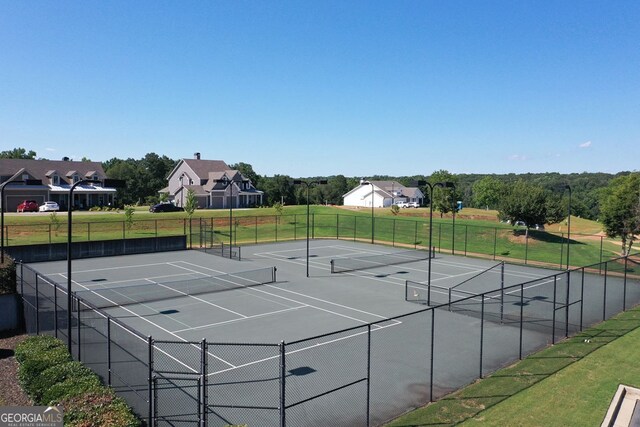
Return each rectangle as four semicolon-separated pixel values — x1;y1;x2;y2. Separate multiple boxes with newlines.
175;260;397;326
142;278;249;319
208;318;401;377
171;305;308;333
60;274;219;372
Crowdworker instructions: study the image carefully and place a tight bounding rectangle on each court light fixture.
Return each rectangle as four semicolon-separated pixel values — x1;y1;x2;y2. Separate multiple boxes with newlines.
67;178;126;354
293;179;327;277
1;171;42;264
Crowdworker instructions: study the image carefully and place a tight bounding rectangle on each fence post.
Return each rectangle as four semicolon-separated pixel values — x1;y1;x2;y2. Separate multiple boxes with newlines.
77;299;81;361
366;324;371;427
464;225;468;256
500;262;505;323
49;224;52;244
107;318;112;386
429;309;435;402
493;228;497;260
275;216;278;242
53;283;58;338
603;262;608;321
88;222;91;242
148;336;154;427
623;257;628;311
559;232;564;268
565;270;571;338
580;268;585;331
392;219;396;247
414;221;418;249
519;284;524;359
201;338;208;427
552;276;557;344
312;213;315;240
35;274;39;334
279;340;286;427
336;214;339;239
480;295;485;378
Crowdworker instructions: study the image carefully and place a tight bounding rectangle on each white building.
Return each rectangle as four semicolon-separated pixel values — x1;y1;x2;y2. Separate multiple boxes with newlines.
342;181;424;208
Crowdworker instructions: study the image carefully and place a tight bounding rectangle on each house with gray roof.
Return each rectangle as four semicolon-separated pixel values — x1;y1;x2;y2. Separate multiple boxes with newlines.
342;180;424;208
0;158;117;211
164;153;263;209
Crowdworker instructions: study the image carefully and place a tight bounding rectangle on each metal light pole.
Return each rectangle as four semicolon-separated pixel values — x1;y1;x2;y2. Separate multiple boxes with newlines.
293;179;327;277
425;181;455;295
1;170;40;264
564;184;572;269
360;180;375;244
67;178;125;353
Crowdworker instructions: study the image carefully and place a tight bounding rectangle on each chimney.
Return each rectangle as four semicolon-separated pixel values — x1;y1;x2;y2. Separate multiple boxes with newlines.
194;152;201;160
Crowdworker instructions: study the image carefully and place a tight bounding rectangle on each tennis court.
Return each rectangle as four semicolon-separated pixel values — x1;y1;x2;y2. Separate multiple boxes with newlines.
23;240;640;426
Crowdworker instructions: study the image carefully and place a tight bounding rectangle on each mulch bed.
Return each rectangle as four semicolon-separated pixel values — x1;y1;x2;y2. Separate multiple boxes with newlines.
0;330;32;406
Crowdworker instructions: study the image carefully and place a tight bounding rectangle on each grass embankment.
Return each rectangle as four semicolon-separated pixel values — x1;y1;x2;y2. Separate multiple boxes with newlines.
385;305;640;427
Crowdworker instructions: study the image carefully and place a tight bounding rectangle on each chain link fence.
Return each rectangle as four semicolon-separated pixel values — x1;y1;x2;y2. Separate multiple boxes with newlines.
16;251;640;426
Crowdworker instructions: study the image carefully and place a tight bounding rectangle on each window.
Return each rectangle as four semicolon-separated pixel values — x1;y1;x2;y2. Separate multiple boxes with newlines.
22;173;30;182
52;175;60;185
73;174;80;184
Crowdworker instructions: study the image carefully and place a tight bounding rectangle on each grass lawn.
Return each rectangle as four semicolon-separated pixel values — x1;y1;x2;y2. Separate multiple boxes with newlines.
385;305;640;427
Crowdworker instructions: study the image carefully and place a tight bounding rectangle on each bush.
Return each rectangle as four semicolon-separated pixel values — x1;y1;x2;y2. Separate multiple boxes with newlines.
43;375;102;405
15;335;140;426
14;335;67;364
18;346;71;397
58;389;140;427
0;254;16;295
30;361;97;403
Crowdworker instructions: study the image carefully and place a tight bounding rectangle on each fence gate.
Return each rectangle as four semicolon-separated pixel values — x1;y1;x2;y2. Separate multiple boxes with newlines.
152;340;207;426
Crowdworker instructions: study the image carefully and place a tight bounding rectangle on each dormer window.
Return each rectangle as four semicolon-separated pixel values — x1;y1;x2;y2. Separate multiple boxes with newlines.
22;173;30;182
52;175;60;185
73;174;80;184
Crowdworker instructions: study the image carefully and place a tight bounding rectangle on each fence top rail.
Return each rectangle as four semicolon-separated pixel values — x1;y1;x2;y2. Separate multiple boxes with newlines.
18;261;150;341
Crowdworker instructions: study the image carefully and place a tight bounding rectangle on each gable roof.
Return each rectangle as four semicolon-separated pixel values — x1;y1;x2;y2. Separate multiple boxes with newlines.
0;158;106;185
176;159;230;180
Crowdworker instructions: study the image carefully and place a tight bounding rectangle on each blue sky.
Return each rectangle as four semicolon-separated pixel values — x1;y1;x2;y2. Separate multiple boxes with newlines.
1;1;639;178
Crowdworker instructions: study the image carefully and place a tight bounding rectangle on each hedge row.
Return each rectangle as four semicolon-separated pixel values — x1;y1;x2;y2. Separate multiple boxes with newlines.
15;335;140;427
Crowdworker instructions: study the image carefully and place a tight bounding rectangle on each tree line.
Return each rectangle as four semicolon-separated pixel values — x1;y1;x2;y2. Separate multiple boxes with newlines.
3;148;638;255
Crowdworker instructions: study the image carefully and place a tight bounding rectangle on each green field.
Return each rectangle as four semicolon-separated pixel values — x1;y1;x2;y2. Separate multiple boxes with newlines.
2;205;630;269
385;305;640;427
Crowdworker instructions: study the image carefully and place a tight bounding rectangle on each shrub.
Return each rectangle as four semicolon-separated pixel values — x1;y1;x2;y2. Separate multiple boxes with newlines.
14;335;67;364
0;254;16;295
43;374;102;405
18;346;71;398
58;389;140;427
30;361;97;403
15;335;141;426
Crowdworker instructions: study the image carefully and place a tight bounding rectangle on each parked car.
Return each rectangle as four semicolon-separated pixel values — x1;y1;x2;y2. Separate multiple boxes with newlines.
39;201;60;212
17;200;39;213
394;201;408;208
406;201;420;208
534;224;545;230
149;202;184;213
514;220;527;227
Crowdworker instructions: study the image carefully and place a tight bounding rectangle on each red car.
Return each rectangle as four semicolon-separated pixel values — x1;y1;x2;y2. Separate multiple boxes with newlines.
17;200;39;212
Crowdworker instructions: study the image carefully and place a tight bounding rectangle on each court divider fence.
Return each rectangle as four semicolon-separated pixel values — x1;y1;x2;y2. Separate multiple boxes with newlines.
4;213;615;268
16;252;640;426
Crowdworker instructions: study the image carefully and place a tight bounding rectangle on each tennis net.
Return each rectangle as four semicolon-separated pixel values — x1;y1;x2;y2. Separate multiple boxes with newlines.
330;249;433;273
75;267;277;309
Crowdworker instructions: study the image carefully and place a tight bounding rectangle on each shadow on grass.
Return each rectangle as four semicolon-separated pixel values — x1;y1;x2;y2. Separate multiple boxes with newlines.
385;306;640;427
